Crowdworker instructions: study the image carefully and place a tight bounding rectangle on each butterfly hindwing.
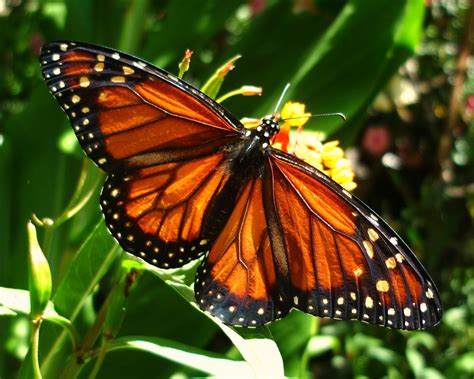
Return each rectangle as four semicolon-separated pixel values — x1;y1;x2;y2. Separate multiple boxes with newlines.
194;178;289;326
100;152;240;268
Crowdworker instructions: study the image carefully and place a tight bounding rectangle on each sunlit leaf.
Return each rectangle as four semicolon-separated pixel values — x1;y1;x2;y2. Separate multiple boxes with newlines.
107;336;253;377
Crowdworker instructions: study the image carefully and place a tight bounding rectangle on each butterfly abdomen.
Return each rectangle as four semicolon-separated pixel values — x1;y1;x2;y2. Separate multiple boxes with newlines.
202;133;267;240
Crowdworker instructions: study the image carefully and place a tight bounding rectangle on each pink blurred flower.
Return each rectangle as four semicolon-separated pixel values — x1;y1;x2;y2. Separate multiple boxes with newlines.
361;125;392;157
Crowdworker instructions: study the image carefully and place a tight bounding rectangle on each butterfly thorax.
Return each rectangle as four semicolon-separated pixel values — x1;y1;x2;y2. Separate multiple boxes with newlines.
243;116;280;152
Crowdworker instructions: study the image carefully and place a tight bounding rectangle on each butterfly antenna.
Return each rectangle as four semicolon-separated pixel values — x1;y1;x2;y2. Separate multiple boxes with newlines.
273;83;291;116
282;112;347;122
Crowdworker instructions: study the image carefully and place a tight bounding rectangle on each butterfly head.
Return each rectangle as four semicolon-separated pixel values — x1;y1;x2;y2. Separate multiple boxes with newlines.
252;115;280;149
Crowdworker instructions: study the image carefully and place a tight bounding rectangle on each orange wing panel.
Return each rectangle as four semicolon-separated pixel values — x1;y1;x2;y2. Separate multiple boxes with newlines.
99;104;165;135
274;159;355;235
136;81;236;129
40;41;242;172
101;153;231;268
266;151;442;329
195;179;282;326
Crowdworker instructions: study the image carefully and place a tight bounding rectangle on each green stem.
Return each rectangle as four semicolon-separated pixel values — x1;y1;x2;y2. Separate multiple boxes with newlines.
88;337;110;379
47;313;80;354
54;160;102;228
31;319;43;379
216;89;243;103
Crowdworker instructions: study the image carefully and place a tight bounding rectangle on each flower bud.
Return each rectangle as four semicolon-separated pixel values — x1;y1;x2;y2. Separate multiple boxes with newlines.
27;221;52;320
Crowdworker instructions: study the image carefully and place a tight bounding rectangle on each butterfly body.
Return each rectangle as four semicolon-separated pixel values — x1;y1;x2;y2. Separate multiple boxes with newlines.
40;41;442;329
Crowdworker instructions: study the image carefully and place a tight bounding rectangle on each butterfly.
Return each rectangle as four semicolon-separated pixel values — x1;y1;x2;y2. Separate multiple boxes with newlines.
39;41;442;329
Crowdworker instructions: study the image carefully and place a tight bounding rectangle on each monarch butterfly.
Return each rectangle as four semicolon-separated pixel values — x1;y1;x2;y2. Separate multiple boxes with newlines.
40;41;442;329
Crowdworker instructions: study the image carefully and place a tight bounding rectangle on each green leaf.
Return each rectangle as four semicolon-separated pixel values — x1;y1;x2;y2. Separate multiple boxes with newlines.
0;287;77;349
0;287;38;316
107;336;253;377
0;307;17;316
103;264;137;339
141;0;243;68
406;332;437;351
217;324;284;378
222;0;424;139
268;311;315;377
406;347;426;376
99;267;220;377
454;352;474;374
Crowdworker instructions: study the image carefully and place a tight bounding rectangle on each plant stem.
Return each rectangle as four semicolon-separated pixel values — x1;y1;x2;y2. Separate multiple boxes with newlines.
31;319;43;379
59;250;122;379
216;89;243;103
88;337;110;379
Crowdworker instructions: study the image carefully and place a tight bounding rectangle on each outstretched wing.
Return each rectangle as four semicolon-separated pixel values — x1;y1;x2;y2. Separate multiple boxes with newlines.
195;149;442;330
265;150;442;330
39;41;244;267
101;152;235;268
39;41;243;173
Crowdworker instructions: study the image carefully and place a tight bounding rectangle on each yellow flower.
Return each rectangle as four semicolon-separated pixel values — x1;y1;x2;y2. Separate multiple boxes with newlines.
321;141;344;168
271;101;357;191
281;101;311;127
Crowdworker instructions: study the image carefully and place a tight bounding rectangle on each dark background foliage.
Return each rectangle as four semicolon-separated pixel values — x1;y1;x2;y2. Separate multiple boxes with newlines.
0;0;473;378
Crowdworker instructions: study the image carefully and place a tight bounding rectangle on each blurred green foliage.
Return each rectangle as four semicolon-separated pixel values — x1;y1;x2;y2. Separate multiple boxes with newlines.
1;0;473;378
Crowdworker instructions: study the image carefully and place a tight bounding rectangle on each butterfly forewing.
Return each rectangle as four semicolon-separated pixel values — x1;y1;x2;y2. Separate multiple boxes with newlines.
266;150;442;329
39;41;243;173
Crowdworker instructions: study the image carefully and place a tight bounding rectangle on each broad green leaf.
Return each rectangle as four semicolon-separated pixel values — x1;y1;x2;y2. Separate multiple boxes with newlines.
268;311;315;377
141;0;244;68
0;287;75;342
406;347;425;376
0;287;40;316
0;307;17;317
454;352;474;374
217;324;284;378
222;0;424;139
406;332;437;351
107;336;253;377
99;268;220;378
